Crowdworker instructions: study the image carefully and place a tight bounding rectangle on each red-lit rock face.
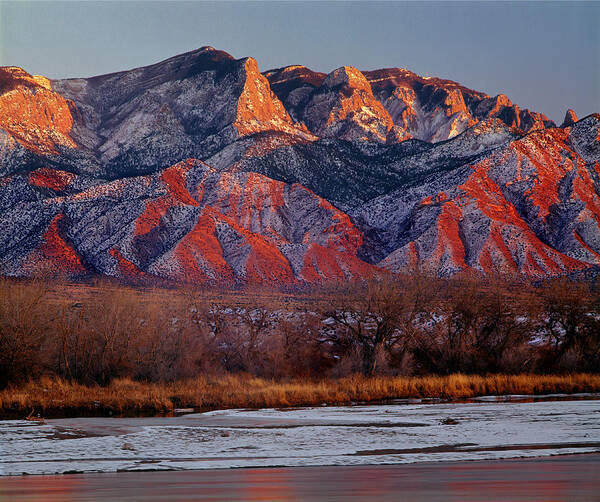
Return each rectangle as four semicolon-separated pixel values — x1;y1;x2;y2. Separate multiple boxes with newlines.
141;161;382;283
28;167;76;192
233;58;311;138
0;67;77;155
22;214;86;275
561;109;579;128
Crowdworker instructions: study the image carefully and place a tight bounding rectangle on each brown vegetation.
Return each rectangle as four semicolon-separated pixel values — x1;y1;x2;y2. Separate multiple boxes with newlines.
2;373;599;419
0;273;599;417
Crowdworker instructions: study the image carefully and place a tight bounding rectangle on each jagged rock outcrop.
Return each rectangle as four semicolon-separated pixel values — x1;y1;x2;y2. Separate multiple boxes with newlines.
0;67;77;155
296;66;404;143
0;67;82;177
561;109;579;128
0;48;598;283
266;65;555;144
363;69;554;142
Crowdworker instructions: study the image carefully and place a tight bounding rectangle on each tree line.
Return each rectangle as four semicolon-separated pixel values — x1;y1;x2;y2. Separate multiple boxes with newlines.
1;273;599;388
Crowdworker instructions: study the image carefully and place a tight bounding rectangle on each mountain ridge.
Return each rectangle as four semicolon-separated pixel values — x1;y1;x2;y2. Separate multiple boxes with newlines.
0;47;598;283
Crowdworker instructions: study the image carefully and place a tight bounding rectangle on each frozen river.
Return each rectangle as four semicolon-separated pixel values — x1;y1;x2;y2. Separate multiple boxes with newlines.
1;398;599;476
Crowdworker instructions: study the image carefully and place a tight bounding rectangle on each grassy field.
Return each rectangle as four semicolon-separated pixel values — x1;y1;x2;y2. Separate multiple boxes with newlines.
2;373;599;419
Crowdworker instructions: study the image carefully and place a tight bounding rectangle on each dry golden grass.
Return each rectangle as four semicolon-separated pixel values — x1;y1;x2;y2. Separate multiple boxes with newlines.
2;373;599;418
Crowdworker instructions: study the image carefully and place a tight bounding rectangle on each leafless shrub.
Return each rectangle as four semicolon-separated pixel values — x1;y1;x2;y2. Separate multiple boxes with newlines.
0;279;51;386
533;278;600;373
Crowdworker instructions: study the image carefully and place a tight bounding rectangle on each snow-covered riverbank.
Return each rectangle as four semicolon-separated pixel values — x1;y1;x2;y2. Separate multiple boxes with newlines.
2;398;599;476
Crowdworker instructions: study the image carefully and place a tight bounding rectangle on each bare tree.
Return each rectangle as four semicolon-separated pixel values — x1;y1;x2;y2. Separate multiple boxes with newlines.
0;279;50;387
536;278;600;372
321;277;435;375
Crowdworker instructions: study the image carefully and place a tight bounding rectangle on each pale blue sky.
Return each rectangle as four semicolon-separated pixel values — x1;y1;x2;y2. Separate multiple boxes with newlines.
1;1;598;123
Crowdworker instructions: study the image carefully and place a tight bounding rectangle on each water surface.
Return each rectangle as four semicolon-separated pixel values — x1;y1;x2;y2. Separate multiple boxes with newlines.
1;456;599;501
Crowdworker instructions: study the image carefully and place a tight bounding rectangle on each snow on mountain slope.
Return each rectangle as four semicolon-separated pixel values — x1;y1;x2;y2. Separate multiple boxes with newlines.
0;159;379;283
353;115;600;276
209;118;520;214
49;47;313;177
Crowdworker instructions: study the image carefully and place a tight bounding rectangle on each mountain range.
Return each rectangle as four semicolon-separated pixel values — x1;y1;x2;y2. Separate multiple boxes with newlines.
1;46;599;284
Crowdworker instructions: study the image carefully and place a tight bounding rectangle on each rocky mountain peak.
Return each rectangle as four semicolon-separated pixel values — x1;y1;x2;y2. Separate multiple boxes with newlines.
561;109;579;128
0;66;77;155
233;57;311;138
299;66;397;143
322;66;371;92
164;45;235;67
